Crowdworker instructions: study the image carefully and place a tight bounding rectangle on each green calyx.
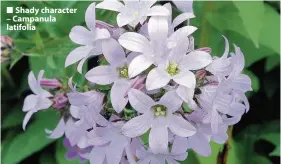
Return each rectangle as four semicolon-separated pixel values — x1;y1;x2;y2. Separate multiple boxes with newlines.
152;104;167;117
118;65;129;78
166;62;179;76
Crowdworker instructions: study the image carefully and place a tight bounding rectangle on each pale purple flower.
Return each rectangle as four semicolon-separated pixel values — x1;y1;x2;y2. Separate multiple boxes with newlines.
206;36;233;80
85;38;141;113
45;117;73;139
40;78;62;89
119;16;197;78
224;45;252;92
96;0;170;27
136;136;188;164
63;138;92;163
83;116;130;164
22;70;53;130
51;93;68;109
146;49;212;91
122;89;196;153
65;2;110;73
170;0;193;14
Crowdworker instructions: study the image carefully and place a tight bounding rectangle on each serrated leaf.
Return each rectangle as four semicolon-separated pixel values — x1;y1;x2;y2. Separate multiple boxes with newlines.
2;110;60;164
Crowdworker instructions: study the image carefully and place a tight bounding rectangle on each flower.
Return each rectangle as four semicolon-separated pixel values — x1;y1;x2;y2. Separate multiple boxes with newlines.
136;135;188;163
206;36;233;80
146;50;212;91
63;138;92;163
85;38;142;113
96;0;170;27
22;70;53;130
51;93;68;109
83;116;130;164
65;2;110;73
122;89;196;153
40;78;62;89
118;16;197;78
171;0;193;14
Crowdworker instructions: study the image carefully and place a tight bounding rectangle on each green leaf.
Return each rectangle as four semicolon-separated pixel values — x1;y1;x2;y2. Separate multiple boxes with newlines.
265;55;280;72
2;110;60;164
228;121;279;164
232;1;265;48
180;151;200;164
40;151;56;164
56;139;86;164
2;108;24;129
269;145;280;156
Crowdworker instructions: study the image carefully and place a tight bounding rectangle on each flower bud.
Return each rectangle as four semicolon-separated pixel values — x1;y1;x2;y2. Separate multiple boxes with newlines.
197;47;212;54
40;78;62;89
1;36;14;61
52;94;68;109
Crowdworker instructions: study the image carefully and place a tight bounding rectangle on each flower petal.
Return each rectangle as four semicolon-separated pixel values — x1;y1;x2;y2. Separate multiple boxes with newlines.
149;120;169;154
102;38;126;66
128;55;154;78
172;12;195;29
159;90;183;113
65;46;93;67
173;70;196;89
176;85;197;109
77;56;88;74
172;0;193;13
117;12;137;27
106;138;128;164
96;0;124;12
23;94;38;112
94;28;111;41
128;89;155;113
22;110;35;130
148;16;168;41
168;26;197;44
169;115;196;137
89;147;106;164
111;80;131;113
147;6;170;16
70;105;80;119
47;117;65;139
85;66;118;85
180;50;212;70
69;26;93;45
188;131;211;157
146;68;170;91
28;71;41;95
36;97;53;110
122;113;152;137
85;2;96;30
118;32;152;53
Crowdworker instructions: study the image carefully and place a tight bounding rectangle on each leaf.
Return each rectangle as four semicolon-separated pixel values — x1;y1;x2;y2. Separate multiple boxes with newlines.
269;146;280;156
180;150;200;164
228;121;279;164
40;151;56;164
232;1;265;48
56;139;86;164
2;108;24;129
265;55;280;72
2;110;60;164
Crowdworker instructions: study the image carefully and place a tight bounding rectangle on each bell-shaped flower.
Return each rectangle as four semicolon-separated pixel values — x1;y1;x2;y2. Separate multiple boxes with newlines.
65;2;110;73
82;116;130;164
96;0;170;27
63;138;92;163
146;50;212;91
206;36;233;80
22;70;53;130
136;136;188;163
224;45;252;92
85;38;142;113
122;89;196;154
119;16;197;78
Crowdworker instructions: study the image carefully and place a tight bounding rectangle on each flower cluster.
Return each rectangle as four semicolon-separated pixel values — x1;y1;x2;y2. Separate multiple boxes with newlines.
21;1;252;164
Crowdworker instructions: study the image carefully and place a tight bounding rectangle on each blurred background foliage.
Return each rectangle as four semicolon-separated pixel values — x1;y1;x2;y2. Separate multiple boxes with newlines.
1;1;280;164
